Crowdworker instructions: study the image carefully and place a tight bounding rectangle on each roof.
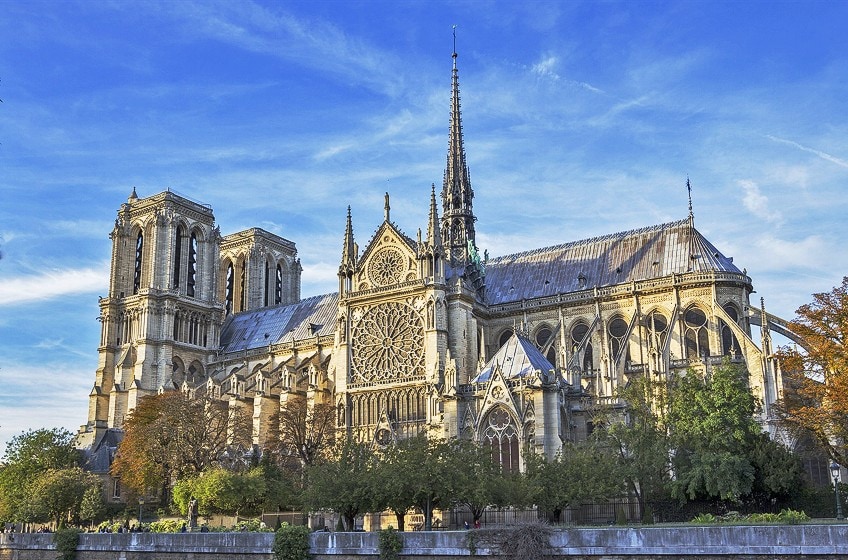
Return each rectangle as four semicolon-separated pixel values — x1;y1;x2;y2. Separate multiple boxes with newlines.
484;219;742;305
219;293;339;353
472;333;555;383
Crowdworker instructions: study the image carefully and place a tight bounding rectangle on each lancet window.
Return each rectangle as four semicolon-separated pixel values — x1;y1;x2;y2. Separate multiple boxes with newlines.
225;263;234;315
608;316;630;363
133;231;143;294
173;226;183;289
684;306;711;359
535;326;557;366
187;232;197;297
720;304;741;357
275;264;283;305
482;407;520;472
571;322;594;374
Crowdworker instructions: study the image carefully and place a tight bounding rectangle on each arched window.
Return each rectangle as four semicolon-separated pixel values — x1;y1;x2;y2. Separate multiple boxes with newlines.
684;307;710;359
225;262;234;315
571;322;593;374
646;310;669;352
275;264;283;305
264;261;270;307
608;316;629;362
239;260;246;311
173;225;183;289
133;231;143;294
498;329;513;348
721;304;740;357
535;326;556;366
187;232;198;297
482;407;520;472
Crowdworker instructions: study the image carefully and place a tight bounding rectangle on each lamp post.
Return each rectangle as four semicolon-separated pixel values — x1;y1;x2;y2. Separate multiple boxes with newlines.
830;461;844;521
138;497;145;524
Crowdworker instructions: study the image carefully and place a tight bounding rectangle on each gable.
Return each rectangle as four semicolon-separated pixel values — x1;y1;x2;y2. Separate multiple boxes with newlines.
355;222;419;291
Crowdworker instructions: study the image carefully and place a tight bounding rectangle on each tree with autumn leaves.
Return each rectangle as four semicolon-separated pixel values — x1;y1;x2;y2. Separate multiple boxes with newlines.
110;392;252;499
777;277;848;467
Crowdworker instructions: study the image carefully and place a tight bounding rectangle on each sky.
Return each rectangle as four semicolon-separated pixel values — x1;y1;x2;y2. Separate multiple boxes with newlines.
1;0;846;452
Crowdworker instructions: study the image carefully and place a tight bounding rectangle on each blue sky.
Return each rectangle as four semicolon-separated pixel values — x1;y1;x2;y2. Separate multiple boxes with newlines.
1;1;846;450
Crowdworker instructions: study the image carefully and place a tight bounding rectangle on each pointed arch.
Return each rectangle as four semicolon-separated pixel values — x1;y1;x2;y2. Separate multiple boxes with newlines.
683;305;711;359
480;405;520;472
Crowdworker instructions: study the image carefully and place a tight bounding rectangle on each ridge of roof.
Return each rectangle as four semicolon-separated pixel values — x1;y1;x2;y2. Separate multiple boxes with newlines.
489;218;690;263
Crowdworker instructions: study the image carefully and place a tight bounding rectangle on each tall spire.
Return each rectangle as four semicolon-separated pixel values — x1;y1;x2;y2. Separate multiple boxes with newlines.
441;27;477;269
427;183;442;248
341;206;356;269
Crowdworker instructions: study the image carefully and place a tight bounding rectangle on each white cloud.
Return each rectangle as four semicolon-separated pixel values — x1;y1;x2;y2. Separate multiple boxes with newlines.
531;55;560;81
0;263;109;306
738;180;783;224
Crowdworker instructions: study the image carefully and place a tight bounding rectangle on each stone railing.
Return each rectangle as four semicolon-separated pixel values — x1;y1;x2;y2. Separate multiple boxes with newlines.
3;525;848;559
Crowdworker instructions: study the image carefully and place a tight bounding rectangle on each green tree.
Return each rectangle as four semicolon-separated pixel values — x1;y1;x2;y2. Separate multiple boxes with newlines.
306;440;376;530
0;428;79;523
526;442;621;522
667;362;762;503
596;375;672;519
173;467;268;517
449;439;507;524
27;467;101;527
78;483;106;528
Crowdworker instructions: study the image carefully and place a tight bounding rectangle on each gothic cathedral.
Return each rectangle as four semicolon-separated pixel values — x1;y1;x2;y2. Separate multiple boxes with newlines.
78;49;795;472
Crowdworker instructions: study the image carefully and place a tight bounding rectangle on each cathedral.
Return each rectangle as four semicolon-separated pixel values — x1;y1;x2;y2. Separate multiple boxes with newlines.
77;49;796;474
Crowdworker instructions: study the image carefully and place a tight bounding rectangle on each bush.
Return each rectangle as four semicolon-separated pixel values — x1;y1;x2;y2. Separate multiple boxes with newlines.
691;509;809;525
273;523;311;560
235;518;272;532
53;527;81;560
498;522;553;560
378;526;403;560
148;519;185;533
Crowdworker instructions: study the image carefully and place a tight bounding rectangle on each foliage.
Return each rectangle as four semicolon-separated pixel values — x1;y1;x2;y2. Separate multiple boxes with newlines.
691;508;809;525
28;467;102;527
667;362;762;503
53;527;81;560
305;439;375;531
449;439;511;521
273;523;311;560
234;518;272;532
0;428;79;523
465;530;478;556
378;526;403;560
172;467;267;517
777;277;848;467
597;375;673;517
110;392;251;497
525;442;622;522
148;518;185;533
78;483;106;526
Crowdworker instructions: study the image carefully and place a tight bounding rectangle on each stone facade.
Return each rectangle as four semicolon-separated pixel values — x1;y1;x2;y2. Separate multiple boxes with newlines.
77;51;796;475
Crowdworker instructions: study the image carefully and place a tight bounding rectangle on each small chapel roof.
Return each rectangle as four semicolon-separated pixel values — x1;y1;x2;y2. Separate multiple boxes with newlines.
472;333;555;383
484;219;742;305
219;292;339;353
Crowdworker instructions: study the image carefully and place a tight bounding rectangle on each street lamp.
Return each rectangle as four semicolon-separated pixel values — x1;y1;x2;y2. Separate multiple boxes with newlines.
830;461;844;521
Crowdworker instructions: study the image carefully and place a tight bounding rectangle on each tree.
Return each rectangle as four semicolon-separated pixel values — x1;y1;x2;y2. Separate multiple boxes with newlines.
0;428;79;523
777;277;848;467
270;399;336;470
526;442;622;522
173;467;267;517
111;392;252;498
667;362;762;503
449;439;508;524
27;467;101;528
305;439;376;530
596;375;673;520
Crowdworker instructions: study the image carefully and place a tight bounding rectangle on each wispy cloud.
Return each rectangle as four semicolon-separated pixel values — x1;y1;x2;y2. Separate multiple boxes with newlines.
738;180;783;224
531;54;561;81
0;264;109;306
766;135;848;169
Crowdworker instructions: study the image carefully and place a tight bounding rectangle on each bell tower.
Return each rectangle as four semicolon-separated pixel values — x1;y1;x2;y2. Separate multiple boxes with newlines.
85;190;222;434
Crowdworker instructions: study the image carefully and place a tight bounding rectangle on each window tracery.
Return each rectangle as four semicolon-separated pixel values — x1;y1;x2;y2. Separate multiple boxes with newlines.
482;407;520;472
368;247;405;287
350;301;425;384
684;306;710;359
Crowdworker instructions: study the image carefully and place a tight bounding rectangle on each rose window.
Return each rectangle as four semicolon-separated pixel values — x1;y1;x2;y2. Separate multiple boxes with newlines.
368;248;405;287
350;301;425;384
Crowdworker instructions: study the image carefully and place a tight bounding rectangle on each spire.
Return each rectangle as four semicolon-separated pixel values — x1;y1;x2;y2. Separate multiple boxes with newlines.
427;183;442;248
687;175;694;222
341;206;356;268
441;29;477;269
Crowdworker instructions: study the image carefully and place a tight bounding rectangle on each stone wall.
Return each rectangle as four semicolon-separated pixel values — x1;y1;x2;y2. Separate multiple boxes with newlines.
3;525;848;559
